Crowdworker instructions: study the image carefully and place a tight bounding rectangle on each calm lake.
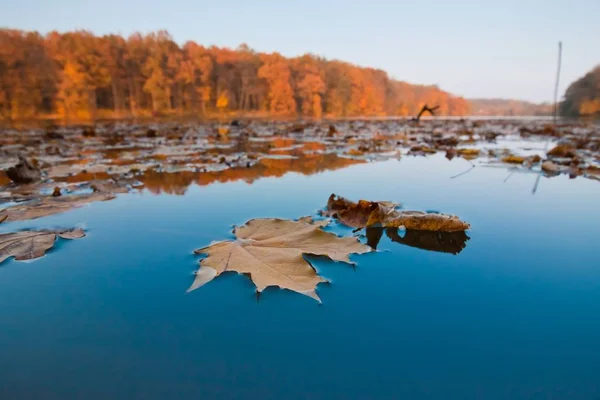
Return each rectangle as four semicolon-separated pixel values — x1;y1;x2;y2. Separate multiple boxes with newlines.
1;152;599;399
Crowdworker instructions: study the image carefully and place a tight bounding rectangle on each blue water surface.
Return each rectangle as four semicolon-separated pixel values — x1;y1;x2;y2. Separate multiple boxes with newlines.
1;155;599;400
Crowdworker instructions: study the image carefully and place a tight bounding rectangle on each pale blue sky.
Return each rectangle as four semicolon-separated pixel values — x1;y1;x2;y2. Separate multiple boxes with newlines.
1;0;598;102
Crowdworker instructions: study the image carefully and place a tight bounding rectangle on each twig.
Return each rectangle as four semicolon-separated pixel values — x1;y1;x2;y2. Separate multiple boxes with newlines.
503;171;515;183
544;41;563;153
532;172;542;195
553;41;563;125
450;164;476;179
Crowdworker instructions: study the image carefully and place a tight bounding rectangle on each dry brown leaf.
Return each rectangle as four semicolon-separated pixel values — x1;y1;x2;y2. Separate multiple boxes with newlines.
502;155;526;164
548;145;578;158
584;166;600;181
0;228;85;264
89;180;130;194
409;145;437;155
0;192;115;222
457;148;480;159
524;155;542;166
379;210;470;231
190;218;371;302
325;194;470;231
542;161;561;174
457;148;480;156
323;196;397;228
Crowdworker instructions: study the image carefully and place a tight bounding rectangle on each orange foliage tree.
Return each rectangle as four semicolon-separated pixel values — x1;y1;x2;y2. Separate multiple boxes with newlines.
258;53;297;116
561;65;600;118
0;28;471;121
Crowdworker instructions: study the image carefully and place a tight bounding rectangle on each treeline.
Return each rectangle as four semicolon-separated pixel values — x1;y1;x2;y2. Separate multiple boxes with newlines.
560;65;600;118
470;98;552;116
0;29;470;121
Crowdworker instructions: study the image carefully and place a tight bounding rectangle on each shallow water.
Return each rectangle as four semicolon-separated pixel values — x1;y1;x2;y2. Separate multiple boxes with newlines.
1;154;600;400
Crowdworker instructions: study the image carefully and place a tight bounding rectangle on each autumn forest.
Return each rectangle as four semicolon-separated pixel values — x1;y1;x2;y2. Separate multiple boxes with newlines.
0;29;472;121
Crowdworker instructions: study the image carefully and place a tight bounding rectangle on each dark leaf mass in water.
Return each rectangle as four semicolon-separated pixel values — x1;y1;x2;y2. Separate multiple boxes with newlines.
6;156;41;184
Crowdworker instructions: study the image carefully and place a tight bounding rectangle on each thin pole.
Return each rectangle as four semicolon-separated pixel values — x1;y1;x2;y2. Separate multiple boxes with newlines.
553;41;563;124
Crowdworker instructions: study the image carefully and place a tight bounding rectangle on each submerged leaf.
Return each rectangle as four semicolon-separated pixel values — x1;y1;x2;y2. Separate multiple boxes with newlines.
0;228;85;264
325;194;470;231
190;218;371;302
0;192;115;222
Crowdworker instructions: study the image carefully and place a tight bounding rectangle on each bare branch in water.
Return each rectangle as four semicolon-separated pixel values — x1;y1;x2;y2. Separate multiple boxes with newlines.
413;104;440;123
532;173;542;195
450;159;476;179
503;171;515;183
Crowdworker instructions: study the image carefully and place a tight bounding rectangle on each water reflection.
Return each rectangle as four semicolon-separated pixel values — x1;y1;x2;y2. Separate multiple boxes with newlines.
366;227;469;254
140;154;364;195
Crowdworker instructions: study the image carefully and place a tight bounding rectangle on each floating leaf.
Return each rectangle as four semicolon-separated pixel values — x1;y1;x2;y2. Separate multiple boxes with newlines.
409;145;437;156
0;192;115;222
323;195;398;228
548;145;578;158
325;194;470;231
0;228;85;264
502;155;526;164
541;161;561;174
457;148;480;159
378;210;471;231
584;166;600;181
190;218;371;302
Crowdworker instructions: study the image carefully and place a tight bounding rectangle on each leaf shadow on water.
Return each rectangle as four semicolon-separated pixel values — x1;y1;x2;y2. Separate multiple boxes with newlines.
255;284;324;306
303;253;376;283
365;227;470;255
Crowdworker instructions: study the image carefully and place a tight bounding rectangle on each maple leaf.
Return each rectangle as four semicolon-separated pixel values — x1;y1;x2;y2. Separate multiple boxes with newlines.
325;194;470;231
189;217;371;302
0;228;85;264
